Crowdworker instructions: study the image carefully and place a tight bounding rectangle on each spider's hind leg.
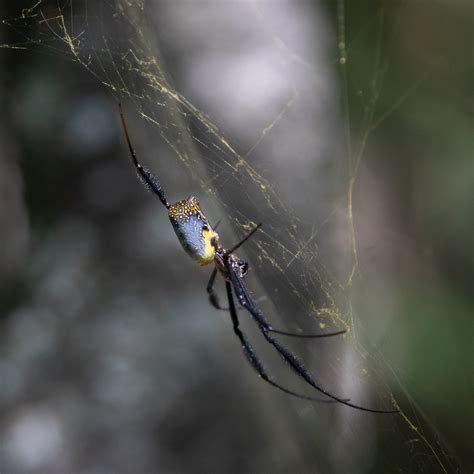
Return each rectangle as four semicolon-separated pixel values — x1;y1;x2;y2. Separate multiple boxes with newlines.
227;263;397;413
224;281;344;404
228;259;345;339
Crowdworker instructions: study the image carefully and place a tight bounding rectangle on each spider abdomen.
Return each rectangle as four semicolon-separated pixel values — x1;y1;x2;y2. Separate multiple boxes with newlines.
168;196;218;265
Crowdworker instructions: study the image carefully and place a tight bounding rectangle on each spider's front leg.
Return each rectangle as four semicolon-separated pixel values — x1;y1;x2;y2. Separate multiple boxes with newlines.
118;104;170;209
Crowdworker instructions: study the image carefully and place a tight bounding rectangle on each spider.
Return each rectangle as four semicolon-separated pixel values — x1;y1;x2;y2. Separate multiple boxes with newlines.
118;104;397;414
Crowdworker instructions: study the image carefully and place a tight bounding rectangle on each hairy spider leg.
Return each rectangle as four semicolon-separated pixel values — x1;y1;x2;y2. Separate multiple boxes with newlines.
208;224;346;338
225;259;346;341
118;103;170;209
225;281;344;403
227;261;398;414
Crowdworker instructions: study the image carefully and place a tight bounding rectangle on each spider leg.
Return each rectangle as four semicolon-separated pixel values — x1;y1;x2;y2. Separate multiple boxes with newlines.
118;104;170;209
229;260;345;339
207;269;269;313
227;264;398;414
207;267;247;312
228;223;262;253
207;268;226;310
225;281;343;403
206;221;261;312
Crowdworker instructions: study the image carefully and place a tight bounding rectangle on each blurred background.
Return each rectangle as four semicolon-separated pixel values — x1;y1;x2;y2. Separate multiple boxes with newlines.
0;1;472;473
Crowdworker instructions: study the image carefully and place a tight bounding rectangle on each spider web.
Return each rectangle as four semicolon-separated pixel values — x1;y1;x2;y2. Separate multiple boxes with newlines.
1;1;467;473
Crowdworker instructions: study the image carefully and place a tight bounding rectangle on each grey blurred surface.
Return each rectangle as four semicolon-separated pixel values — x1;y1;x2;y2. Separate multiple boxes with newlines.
0;1;471;473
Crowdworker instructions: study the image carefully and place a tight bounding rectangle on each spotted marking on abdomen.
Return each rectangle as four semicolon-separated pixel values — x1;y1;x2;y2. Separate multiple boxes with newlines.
168;196;219;265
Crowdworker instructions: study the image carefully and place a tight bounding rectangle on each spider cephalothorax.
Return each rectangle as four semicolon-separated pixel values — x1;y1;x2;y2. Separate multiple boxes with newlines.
229;256;248;279
118;104;398;414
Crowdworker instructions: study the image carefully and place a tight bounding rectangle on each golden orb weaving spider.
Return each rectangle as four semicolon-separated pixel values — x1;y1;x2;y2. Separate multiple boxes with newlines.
118;104;397;414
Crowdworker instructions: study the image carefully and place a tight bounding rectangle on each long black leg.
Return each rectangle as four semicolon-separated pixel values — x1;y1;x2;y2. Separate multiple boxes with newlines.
225;223;344;338
227;263;398;414
228;260;345;339
207;268;262;312
118;104;170;209
228;223;262;253
207;268;226;310
225;281;341;403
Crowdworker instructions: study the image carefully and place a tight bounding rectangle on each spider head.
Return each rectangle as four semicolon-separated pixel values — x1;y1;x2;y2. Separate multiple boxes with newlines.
228;254;248;278
236;259;249;278
168;196;219;266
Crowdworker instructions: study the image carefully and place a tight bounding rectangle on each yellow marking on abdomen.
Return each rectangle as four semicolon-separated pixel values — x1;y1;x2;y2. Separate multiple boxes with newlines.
196;228;218;265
